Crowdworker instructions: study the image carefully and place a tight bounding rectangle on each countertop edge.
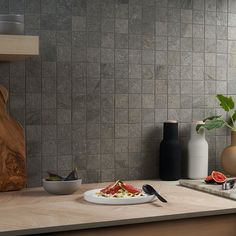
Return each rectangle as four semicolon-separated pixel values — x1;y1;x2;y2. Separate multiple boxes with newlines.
2;208;236;236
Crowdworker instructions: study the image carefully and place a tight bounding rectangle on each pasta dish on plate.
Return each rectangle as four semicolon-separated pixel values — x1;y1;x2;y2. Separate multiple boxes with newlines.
96;180;144;198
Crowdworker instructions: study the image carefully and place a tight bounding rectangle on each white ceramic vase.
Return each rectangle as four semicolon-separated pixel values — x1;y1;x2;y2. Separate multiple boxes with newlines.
188;121;208;179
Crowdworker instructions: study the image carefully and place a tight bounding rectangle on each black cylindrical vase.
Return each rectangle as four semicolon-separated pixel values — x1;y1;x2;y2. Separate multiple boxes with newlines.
159;121;181;180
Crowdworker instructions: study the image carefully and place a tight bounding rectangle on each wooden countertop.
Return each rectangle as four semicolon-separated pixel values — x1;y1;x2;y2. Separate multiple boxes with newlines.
1;180;236;236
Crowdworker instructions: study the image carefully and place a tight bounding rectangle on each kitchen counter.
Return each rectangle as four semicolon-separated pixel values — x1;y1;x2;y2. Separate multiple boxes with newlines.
1;180;236;236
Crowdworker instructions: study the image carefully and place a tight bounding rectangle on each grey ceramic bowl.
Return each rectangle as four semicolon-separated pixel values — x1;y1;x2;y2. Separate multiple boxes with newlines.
0;14;24;23
0;21;24;35
43;179;82;195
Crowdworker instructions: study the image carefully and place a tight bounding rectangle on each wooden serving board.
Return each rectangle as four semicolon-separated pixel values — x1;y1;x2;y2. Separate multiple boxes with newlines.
0;85;26;191
179;179;236;201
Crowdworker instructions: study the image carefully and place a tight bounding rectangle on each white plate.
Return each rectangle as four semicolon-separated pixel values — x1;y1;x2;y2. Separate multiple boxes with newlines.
84;189;156;205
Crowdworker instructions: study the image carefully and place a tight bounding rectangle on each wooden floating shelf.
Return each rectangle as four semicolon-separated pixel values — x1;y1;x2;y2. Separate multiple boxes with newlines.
0;35;39;61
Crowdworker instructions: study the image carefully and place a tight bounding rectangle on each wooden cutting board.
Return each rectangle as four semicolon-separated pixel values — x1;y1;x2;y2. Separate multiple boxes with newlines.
0;85;26;191
179;179;236;201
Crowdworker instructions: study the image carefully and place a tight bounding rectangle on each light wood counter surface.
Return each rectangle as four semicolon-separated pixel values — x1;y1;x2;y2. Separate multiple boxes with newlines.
0;180;236;236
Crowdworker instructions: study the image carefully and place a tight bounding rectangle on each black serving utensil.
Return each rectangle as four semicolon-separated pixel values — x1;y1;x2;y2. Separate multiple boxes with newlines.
142;184;167;203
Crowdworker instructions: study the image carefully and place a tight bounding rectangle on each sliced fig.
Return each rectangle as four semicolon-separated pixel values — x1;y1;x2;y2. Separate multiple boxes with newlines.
64;169;78;181
211;171;226;184
205;171;226;184
205;175;214;184
100;180;121;194
120;182;141;194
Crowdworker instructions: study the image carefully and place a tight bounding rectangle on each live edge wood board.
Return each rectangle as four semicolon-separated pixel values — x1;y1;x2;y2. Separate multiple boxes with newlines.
0;35;39;61
0;85;26;191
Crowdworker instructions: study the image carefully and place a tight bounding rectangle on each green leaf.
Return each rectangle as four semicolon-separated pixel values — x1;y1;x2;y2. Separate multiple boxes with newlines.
203;115;221;122
216;94;234;111
196;118;225;133
232;110;236;121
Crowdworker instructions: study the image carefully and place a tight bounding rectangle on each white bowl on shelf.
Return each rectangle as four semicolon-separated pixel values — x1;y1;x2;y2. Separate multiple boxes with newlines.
43;179;82;195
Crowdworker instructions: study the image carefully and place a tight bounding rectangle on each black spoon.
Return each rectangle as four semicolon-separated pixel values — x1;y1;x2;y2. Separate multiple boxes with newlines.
142;184;168;203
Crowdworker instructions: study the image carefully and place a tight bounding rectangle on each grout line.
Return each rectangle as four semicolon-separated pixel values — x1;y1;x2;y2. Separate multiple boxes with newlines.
214;7;217;169
127;1;130;180
113;3;115;180
218;0;229;168
140;1;144;178
153;0;158;177
190;8;193;124
39;0;42;184
98;0;102;182
166;5;169;120
70;4;73;171
85;5;88;182
180;8;182;127
55;1;59;175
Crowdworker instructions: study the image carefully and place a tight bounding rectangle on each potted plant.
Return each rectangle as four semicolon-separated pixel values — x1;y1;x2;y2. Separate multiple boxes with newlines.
196;95;236;176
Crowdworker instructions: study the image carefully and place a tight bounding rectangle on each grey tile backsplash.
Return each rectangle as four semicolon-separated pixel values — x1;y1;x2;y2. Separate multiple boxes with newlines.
0;0;234;186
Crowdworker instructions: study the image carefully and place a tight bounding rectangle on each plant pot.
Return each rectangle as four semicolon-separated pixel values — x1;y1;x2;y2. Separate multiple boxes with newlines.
221;131;236;176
